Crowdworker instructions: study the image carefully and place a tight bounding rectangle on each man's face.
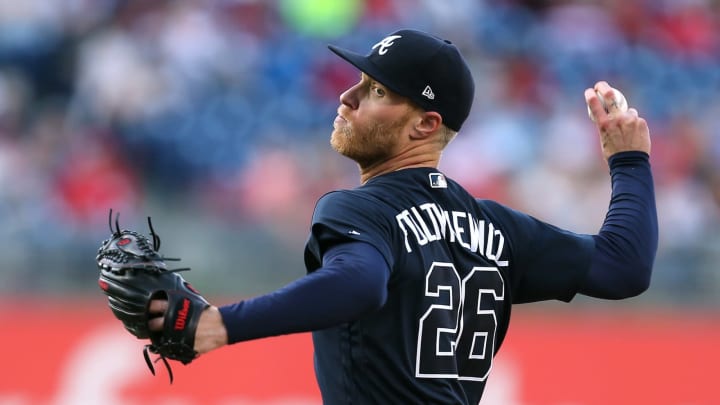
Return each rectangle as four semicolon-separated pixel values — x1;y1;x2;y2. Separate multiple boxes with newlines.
331;73;417;167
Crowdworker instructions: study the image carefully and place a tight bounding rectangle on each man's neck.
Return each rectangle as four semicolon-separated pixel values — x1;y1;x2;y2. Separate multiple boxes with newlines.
359;152;440;184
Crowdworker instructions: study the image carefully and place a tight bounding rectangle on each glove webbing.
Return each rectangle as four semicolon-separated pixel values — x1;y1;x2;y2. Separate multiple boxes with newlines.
106;210;188;272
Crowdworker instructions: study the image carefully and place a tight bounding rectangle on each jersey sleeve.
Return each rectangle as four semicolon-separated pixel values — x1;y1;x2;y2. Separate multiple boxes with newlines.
480;200;595;303
579;151;657;299
219;241;389;344
304;190;395;273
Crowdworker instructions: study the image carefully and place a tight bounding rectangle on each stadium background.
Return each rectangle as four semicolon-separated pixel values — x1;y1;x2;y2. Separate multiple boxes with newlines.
0;0;718;404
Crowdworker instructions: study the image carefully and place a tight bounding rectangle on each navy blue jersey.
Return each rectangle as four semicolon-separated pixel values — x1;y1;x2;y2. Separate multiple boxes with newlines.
304;167;594;404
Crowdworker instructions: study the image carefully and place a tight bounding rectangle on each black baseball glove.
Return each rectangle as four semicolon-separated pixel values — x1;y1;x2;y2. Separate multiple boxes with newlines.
97;210;209;382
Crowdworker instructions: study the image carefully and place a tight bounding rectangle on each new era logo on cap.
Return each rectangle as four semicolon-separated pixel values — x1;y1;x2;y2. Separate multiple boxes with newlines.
328;29;475;132
422;86;435;100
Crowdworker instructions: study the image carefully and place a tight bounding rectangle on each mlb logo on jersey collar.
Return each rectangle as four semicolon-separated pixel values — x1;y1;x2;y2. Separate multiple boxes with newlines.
429;173;447;188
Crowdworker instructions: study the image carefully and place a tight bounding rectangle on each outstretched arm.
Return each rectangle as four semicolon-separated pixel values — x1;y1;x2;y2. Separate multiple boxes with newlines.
218;241;389;343
148;241;390;354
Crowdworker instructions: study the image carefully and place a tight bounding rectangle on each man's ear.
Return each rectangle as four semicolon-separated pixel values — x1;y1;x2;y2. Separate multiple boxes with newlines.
411;111;442;139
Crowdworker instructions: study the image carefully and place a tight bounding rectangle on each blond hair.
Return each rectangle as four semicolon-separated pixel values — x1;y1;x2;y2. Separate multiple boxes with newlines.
438;124;458;148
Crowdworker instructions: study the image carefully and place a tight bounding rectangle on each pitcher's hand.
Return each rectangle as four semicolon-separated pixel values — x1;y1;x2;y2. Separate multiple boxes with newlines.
585;81;651;161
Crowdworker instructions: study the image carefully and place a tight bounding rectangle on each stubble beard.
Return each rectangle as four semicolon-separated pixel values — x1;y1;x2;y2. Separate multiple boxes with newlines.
330;115;408;168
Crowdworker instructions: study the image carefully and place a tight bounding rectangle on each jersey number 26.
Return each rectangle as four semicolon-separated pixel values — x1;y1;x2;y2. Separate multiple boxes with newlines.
415;263;505;381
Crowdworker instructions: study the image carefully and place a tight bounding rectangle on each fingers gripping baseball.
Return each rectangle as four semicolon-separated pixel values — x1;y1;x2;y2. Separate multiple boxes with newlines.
585;81;651;161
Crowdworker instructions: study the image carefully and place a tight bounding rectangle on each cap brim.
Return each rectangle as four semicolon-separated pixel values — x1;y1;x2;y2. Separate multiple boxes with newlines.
328;45;402;96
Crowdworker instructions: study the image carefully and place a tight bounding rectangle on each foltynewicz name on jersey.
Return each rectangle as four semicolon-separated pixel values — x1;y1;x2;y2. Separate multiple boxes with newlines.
395;202;509;267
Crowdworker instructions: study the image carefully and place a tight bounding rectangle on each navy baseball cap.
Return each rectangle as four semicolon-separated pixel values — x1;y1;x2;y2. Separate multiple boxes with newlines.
328;29;475;132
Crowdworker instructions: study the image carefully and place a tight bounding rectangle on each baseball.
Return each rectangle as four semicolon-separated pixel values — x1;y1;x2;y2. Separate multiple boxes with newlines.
587;88;628;121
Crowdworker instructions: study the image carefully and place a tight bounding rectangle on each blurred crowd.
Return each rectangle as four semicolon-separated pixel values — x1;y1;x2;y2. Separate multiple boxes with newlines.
0;0;718;306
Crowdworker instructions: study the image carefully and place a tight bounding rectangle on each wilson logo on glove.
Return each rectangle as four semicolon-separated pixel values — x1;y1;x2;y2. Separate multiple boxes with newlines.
174;298;190;331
